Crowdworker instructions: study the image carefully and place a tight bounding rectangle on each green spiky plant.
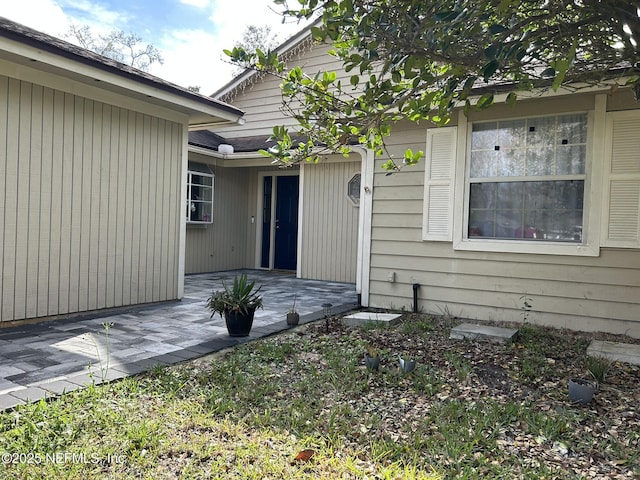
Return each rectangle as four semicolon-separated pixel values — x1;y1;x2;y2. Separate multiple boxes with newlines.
207;274;263;318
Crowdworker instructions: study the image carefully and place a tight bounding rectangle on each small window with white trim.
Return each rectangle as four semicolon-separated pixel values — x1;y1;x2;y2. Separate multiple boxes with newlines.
186;163;214;224
467;113;587;243
348;173;361;205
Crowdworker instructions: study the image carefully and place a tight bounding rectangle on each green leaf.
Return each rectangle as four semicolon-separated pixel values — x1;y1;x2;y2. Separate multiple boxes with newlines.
551;41;576;91
350;75;359;86
403;149;424;166
551;64;568;91
540;67;556;78
381;159;398;172
463;99;472;117
322;71;337;83
484;44;499;60
462;76;477;92
405;55;415;73
482;60;500;81
506;91;518;107
488;24;508;34
476;93;494;110
310;26;325;41
433;11;460;22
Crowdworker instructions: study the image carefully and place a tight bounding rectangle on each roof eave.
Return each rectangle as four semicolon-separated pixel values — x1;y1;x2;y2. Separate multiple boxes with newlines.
0;17;244;125
211;17;321;100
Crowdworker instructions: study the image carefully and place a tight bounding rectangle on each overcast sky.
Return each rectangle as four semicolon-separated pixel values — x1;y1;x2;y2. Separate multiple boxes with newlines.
0;0;308;95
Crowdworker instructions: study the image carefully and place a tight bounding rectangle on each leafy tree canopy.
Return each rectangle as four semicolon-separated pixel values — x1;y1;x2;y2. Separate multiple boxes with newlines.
64;24;163;71
235;24;280;54
231;25;280;75
226;0;640;171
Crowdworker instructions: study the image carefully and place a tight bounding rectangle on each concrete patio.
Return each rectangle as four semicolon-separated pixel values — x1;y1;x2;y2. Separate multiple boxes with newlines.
0;270;359;411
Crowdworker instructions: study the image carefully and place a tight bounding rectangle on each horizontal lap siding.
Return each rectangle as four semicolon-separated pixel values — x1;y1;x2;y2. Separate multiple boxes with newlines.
216;43;347;139
0;76;182;323
368;120;640;337
301;160;360;283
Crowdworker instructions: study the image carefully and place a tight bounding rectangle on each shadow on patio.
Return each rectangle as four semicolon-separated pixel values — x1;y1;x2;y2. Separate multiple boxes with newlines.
0;270;359;411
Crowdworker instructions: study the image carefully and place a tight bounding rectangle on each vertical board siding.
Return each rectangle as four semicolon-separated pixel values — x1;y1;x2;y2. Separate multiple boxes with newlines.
301;161;359;283
0;75;183;323
0;77;5;322
5;77;19;319
184;165;253;274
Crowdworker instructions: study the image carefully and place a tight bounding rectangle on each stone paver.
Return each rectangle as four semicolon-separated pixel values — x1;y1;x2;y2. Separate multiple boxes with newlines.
342;312;402;327
450;322;519;342
587;340;640;366
0;270;358;411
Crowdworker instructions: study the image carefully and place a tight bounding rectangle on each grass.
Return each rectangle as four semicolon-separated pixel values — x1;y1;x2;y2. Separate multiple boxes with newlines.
586;355;613;383
1;314;639;479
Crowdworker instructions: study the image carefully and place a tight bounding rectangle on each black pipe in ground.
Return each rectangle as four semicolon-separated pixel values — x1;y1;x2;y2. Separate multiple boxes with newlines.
412;283;420;313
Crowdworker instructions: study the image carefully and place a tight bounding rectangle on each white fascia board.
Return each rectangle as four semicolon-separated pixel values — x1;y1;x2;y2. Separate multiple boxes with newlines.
0;37;244;125
464;79;632;107
187;145;278;167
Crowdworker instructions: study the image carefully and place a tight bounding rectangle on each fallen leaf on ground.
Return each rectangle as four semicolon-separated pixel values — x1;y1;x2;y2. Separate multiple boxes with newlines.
291;449;315;464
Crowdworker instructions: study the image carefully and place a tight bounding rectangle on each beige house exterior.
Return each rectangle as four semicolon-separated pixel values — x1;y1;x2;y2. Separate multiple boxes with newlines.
370;92;640;338
0;18;244;326
205;25;640;338
184;30;363;285
3;17;638;339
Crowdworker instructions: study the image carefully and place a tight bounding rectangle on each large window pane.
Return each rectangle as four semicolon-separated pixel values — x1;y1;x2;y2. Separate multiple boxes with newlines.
468;114;586;244
557;114;587;145
497;182;524;209
527;116;557;147
469;183;496;209
469;181;583;242
471;122;497;150
496;148;525;176
556;180;584;210
524;182;554;209
526;147;555;176
468;209;493;237
557;145;586;174
470;150;497;178
498;119;526;149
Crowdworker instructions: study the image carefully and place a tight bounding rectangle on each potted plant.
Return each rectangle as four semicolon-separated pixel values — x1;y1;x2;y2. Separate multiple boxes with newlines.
568;378;597;405
207;274;263;337
365;345;380;371
399;356;417;374
568;355;612;405
286;294;300;326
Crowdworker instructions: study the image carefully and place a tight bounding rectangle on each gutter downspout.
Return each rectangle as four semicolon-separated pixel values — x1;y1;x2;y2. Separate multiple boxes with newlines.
352;146;374;308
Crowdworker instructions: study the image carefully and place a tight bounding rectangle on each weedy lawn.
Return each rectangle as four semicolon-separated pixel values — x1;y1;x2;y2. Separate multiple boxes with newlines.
1;313;639;479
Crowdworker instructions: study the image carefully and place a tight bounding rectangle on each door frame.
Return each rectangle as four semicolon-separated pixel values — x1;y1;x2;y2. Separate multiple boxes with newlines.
255;170;301;272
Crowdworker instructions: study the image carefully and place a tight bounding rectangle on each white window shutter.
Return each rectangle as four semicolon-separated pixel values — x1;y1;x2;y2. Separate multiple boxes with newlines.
603;113;640;247
423;127;457;241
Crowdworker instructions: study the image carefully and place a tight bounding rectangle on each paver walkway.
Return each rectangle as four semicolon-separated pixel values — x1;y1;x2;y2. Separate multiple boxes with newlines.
0;270;359;411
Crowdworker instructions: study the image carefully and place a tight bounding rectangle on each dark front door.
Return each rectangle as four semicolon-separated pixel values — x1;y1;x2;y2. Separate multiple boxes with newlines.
274;175;299;270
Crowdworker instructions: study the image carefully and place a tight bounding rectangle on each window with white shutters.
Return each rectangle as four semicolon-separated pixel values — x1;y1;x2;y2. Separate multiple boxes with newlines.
602;111;640;248
422;127;457;241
